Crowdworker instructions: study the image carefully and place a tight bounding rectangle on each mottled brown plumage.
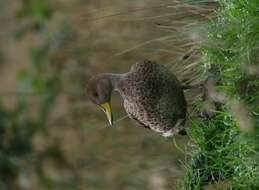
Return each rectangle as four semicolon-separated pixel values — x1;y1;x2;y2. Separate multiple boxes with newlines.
87;60;187;137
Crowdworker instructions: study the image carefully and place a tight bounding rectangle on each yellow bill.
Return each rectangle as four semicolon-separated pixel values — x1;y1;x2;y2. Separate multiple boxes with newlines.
100;102;113;126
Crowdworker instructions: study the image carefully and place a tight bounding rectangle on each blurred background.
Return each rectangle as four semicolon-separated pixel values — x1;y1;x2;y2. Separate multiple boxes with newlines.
0;0;214;189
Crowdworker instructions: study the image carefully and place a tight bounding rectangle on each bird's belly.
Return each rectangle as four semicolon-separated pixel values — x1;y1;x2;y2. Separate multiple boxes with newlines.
123;99;162;131
123;98;183;137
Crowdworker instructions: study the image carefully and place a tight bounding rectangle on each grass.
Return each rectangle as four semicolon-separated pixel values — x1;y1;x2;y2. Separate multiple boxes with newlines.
178;0;259;189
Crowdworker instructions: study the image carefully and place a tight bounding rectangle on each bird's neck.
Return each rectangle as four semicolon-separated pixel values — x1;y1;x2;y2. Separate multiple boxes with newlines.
103;73;124;91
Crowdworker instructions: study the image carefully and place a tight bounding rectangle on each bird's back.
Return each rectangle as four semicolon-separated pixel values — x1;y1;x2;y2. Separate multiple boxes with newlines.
118;60;187;135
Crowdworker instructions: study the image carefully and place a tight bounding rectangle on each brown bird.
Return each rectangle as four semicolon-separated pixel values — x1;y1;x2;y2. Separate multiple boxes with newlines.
87;60;187;137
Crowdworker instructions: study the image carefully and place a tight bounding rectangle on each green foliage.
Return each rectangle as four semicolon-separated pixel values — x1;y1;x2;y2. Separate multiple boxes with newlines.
179;0;259;189
0;101;35;186
180;111;259;189
0;4;73;187
15;0;53;38
16;0;52;28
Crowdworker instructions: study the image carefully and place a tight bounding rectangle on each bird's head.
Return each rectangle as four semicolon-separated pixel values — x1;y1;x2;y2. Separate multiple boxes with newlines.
86;74;113;126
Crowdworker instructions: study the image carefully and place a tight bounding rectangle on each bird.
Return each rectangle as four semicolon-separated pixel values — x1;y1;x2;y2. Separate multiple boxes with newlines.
87;60;187;137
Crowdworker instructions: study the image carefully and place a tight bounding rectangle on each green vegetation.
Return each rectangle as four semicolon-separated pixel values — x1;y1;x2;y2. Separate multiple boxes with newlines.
179;0;259;189
0;3;67;188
